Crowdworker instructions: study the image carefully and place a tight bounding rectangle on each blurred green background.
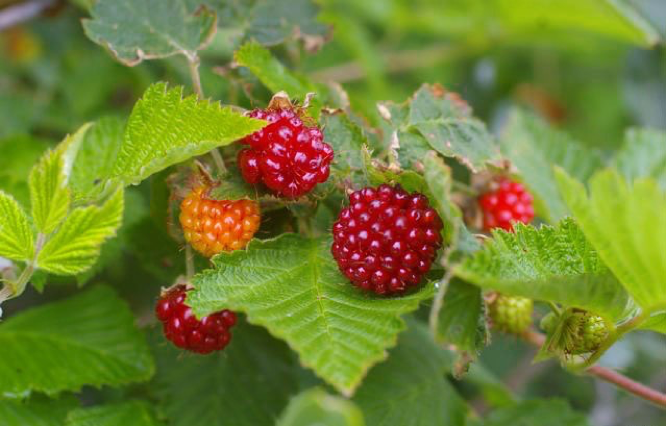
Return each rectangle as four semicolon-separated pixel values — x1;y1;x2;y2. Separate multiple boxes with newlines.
1;1;664;425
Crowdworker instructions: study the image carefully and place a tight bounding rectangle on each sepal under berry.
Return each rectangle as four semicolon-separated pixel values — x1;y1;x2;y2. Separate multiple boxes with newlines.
487;294;533;334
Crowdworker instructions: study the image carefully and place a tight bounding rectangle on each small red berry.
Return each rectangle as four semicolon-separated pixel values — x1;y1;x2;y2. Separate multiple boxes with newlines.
156;285;236;354
478;178;534;232
179;186;260;257
238;108;334;198
331;184;444;295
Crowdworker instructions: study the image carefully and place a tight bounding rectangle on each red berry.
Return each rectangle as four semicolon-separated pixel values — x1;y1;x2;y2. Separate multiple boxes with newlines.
180;186;260;257
156;285;236;354
331;185;444;295
238;108;334;198
478;178;534;232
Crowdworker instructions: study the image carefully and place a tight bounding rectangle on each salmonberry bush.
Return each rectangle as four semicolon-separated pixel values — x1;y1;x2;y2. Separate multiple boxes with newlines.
1;1;665;425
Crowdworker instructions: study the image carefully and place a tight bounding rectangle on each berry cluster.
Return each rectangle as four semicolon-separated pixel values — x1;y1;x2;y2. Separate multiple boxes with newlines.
331;185;443;295
478;178;534;232
156;285;237;354
179;187;260;257
488;294;533;334
238;108;334;198
563;311;609;355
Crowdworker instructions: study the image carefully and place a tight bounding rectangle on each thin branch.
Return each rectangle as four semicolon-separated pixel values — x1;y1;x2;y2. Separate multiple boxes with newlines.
185;244;194;280
0;0;55;31
209;148;227;176
522;330;666;408
187;55;204;99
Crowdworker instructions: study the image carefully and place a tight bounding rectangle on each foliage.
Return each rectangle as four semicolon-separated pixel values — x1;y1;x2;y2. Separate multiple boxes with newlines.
0;0;664;424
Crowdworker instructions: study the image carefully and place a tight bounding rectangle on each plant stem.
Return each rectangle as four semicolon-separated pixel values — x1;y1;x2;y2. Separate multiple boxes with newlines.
428;268;455;336
547;301;562;315
522;329;666;408
210;148;227;176
187;55;204;98
185;245;194;280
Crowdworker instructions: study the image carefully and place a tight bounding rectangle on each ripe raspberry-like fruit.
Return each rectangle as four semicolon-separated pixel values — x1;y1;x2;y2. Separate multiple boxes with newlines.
156;285;236;354
488;294;533;334
563;311;610;355
331;184;444;295
179;186;260;257
238;107;334;198
478;178;534;232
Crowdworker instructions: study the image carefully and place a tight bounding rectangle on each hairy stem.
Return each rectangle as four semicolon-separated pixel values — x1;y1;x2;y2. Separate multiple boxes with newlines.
187;55;204;98
428;268;455;336
210;148;227;175
522;330;666;408
185;244;195;280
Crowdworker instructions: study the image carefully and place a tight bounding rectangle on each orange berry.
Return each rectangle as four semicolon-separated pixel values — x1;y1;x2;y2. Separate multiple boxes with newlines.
179;187;260;257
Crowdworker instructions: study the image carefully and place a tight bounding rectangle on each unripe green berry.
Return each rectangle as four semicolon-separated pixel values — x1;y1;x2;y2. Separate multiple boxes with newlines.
488;294;533;335
540;312;558;334
564;311;610;355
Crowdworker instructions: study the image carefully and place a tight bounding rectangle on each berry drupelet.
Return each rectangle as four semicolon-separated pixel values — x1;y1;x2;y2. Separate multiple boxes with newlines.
488;294;534;335
179;186;260;257
478;178;534;232
238;107;334;198
156;285;237;354
331;184;444;295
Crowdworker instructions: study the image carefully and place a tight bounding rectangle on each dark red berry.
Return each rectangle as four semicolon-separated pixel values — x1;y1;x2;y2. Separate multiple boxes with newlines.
238;108;334;198
156;285;236;354
331;184;444;295
478;178;534;232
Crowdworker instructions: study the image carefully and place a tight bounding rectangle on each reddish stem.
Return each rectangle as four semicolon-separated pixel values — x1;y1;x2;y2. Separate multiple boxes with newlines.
522;330;666;408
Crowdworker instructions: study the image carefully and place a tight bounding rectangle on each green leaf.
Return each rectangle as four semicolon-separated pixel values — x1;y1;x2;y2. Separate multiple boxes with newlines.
0;395;78;426
112;83;265;185
482;399;589;426
435;280;488;358
277;388;365;426
500;109;604;223
555;168;666;313
65;401;164;426
0;191;34;262
639;312;666;334
152;322;299;426
82;0;217;66
188;234;433;396
0;286;154;397
321;112;366;174
614;127;666;190
353;319;468;426
234;42;319;103
29;146;70;235
37;189;124;275
0;135;50;207
456;218;632;321
70;117;125;203
380;84;500;173
422;152;463;245
463;363;515;408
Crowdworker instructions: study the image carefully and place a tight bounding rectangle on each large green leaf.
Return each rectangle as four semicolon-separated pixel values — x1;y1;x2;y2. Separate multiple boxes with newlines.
0;395;78;426
614;127;666;190
482;399;589;426
234;42;319;101
70;117;125;203
321;112;366;174
66;401;164;426
380;84;500;173
456;219;632;321
278;388;365;426
112;83;265;185
82;0;217;66
0;191;34;262
435;280;488;358
500;109;604;223
37;189;124;275
188;234;433;396
152;322;299;426
556;168;666;313
203;0;329;47
0;286;154;398
353;319;468;426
